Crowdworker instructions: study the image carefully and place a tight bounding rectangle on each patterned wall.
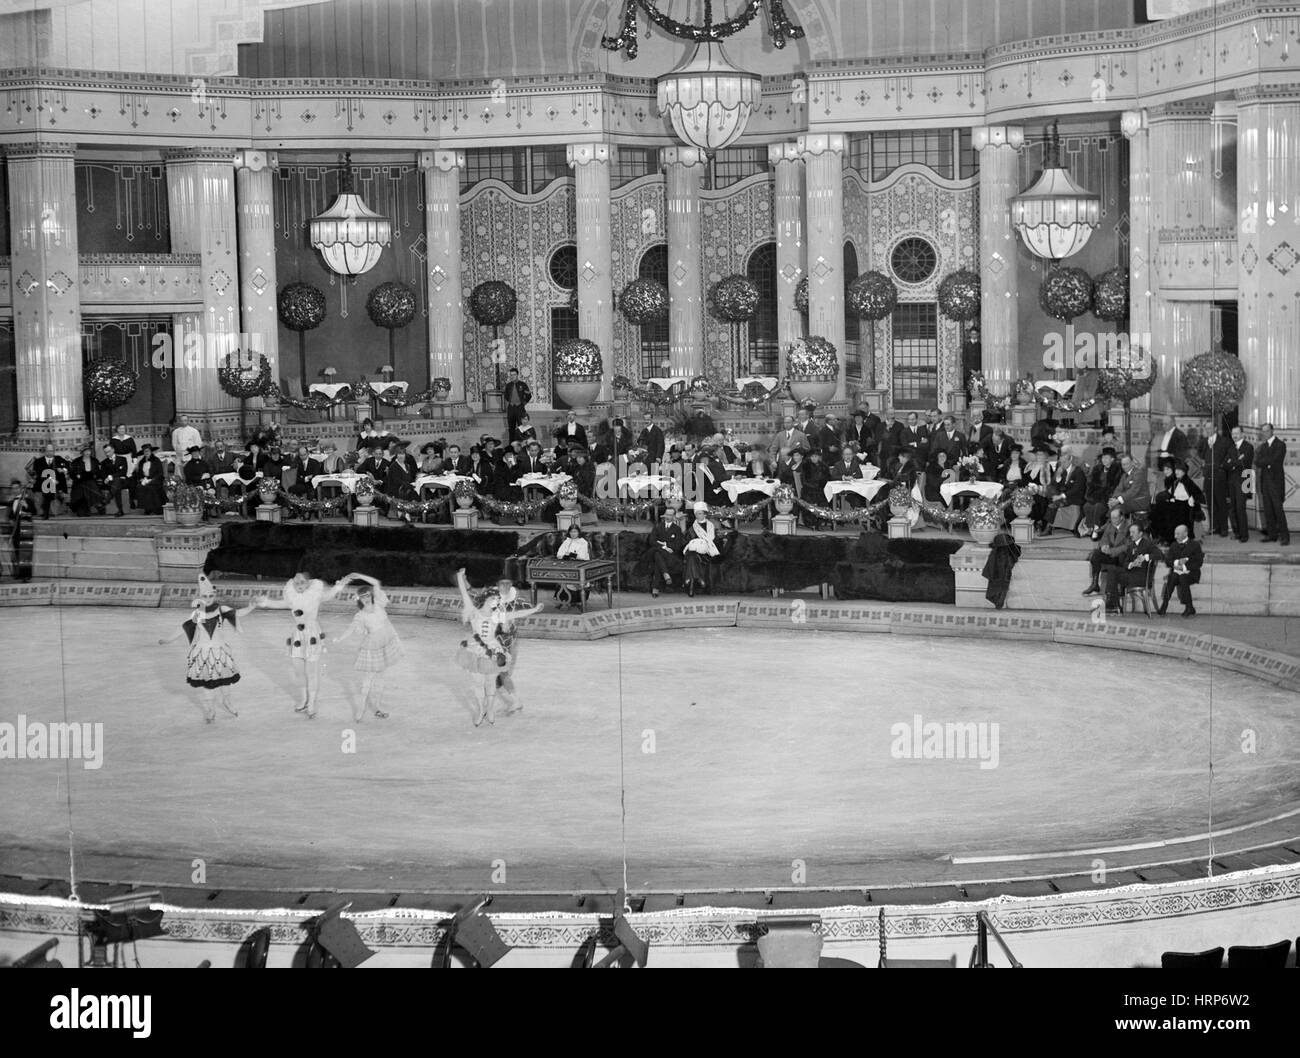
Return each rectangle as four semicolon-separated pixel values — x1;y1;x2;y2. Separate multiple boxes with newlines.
609;175;667;384
457;180;575;405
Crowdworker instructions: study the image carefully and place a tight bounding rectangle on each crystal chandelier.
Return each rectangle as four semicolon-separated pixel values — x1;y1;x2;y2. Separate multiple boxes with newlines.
309;152;392;276
1010;122;1101;261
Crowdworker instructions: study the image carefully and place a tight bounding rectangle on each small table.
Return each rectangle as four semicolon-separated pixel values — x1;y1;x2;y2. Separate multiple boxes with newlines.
370;379;409;418
526;557;617;613
940;480;1005;505
309;382;352;421
824;479;890;504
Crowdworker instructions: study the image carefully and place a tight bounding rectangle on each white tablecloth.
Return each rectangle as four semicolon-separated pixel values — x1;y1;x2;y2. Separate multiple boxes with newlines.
309;383;352;399
211;471;253;487
517;472;572;494
941;480;1005;504
722;477;781;502
824;479;890;503
371;380;409;395
618;475;675;494
312;472;371;494
647;376;691;392
735;376;779;391
413;474;471;494
723;464;749;473
1036;380;1076;396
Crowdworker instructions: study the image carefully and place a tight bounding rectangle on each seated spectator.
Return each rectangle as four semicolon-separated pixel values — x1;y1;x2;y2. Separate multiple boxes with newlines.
1046;450;1087;536
888;445;921;490
182;445;213;489
553;525;591;609
925;449;959;504
1149;459;1204;545
981;426;1012;480
287;444;324;498
1108;453;1152;525
493;448;523;503
511;412;539;447
1000;442;1028;486
1157;523;1204;617
417;442;444;476
99;442;130;517
1102;521;1162;615
1080;448;1121;539
683;501;718;597
1083;506;1131;597
133;443;167;516
68;444;107;517
694;448;728;507
646;501;685;597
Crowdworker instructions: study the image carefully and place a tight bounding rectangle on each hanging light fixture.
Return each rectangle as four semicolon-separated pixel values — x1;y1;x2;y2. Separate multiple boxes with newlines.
656;38;761;155
1010;122;1101;261
309;152;391;276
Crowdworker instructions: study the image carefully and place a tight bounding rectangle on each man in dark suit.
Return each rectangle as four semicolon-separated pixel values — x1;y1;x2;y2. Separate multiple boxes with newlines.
828;441;867;509
636;412;666;468
777;448;817;528
1045;451;1087;534
693;449;729;507
1030;411;1060;450
208;439;237;475
849;409;880;466
981;427;1013;481
1254;423;1290;546
566;446;596;499
503;367;532;435
1102;521;1162;615
1152;421;1191;466
776;415;808;456
442;443;472;476
516;440;544;476
554;410;589;452
27;444;69;519
1224;425;1254;542
794;407;816;446
646;502;685;597
99;442;130;517
1157;523;1205;617
929;415;967;464
287;444;325;497
813;413;844;463
1198;421;1232;537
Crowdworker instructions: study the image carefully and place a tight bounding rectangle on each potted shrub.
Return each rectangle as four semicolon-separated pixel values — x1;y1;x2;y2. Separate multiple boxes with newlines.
1011;486;1035;519
966;497;1004;545
257;477;281;506
786;336;838;405
773;483;796;516
889;484;912;517
171;479;205;527
354;474;377;509
453;478;477;510
553;338;603;415
558;480;580;512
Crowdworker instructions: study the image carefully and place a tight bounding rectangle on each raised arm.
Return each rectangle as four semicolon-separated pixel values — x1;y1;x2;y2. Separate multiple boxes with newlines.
256;594;291;610
347;572;389;609
233;602;259;619
455;568;475;618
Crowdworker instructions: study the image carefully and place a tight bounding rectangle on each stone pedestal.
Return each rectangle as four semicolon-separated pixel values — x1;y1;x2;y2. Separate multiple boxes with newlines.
947;390;968;417
771;513;798;536
156;526;223;584
1011;405;1036;429
1011;516;1035;546
780;398;797;420
950;544;993;607
256;504;282;524
557;510;582;531
453;508;480;530
162;503;178;526
353;505;379;528
482;390;504;414
887;515;912;540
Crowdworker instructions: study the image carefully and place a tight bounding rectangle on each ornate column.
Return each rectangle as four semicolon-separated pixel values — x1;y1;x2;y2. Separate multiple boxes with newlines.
1121;111;1153;423
567;142;615;402
234;149;279;409
6;142;86;443
165;148;241;425
971;125;1024;397
1237;87;1300;428
1147;103;1215;418
769;142;805;378
798;133;847;401
420;149;466;403
662;146;706;379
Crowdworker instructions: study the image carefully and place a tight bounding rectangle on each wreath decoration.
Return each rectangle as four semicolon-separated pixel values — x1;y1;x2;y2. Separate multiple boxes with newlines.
218;354;274;400
84;358;138;410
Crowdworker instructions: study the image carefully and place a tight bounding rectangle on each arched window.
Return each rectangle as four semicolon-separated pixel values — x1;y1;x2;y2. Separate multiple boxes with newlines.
637;244;669;378
844;241;861;377
746;242;779;376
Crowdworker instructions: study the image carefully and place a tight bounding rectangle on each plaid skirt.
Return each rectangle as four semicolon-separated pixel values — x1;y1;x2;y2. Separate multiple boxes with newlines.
356;627;403;672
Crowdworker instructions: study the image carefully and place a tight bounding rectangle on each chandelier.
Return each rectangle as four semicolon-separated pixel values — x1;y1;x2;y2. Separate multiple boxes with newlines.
604;1;803;154
309;152;392;276
1010;122;1101;261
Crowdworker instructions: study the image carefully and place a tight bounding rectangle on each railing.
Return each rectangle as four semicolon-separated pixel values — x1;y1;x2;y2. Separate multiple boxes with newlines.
970;909;1023;969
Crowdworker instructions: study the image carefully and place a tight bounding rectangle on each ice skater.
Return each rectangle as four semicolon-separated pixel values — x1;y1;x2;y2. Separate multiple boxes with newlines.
454;568;541;727
256;570;355;718
334;572;401;721
157;573;258;723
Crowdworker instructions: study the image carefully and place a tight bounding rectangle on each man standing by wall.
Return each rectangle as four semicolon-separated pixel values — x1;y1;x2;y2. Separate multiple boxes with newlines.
503;368;532;436
1254;423;1290;546
1224;425;1255;544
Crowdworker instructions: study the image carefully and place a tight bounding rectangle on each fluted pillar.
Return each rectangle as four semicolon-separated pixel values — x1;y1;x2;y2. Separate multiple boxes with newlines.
1237;87;1300;428
662;146;706;378
769;142;805;378
420;149;466;400
1147;103;1215;417
6;142;86;442
568;143;615;402
234;149;279;407
972;125;1024;397
165;148;241;424
1121;110;1153;417
798;133;846;401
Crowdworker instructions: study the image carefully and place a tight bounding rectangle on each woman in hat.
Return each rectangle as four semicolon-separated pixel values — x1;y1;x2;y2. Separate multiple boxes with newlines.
255;570;357;718
68;443;107;517
334;572;400;721
157;574;258;723
1150;459;1204;545
132;443;167;515
682;501;719;597
454;568;542;727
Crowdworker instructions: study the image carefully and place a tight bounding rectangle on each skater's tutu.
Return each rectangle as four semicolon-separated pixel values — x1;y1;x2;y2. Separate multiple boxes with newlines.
186;645;241;688
457;635;509;675
356;631;403;672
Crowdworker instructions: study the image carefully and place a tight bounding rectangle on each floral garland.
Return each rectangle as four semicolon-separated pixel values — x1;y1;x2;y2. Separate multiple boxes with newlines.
475;490;559;520
469;280;518;327
793;494;891;525
846;271;898;321
601;0;802;59
1181;350;1247;413
612;374;688;406
555;338;603;378
265;387;349;411
708;275;761;322
371;490;453;518
788;336;837;377
277;282;327;331
967;371;1013;411
794;276;809;314
689;376;785;408
1092;266;1129;323
85;357;138;409
218;354;273;400
366;281;418;330
1038;267;1094;323
619;278;670;325
937;269;981;323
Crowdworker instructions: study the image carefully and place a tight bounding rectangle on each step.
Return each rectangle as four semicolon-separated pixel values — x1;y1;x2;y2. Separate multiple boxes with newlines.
32;562;159;581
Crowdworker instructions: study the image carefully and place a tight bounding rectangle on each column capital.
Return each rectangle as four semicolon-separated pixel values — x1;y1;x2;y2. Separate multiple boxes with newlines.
661;145;705;170
796;133;846;158
163;147;237;165
234;148;278;173
4;141;77;160
1146;100;1214;122
768;142;803;165
1235;84;1300;107
418;149;465;172
1120;110;1146;139
971;126;1024;152
566;143;612;167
